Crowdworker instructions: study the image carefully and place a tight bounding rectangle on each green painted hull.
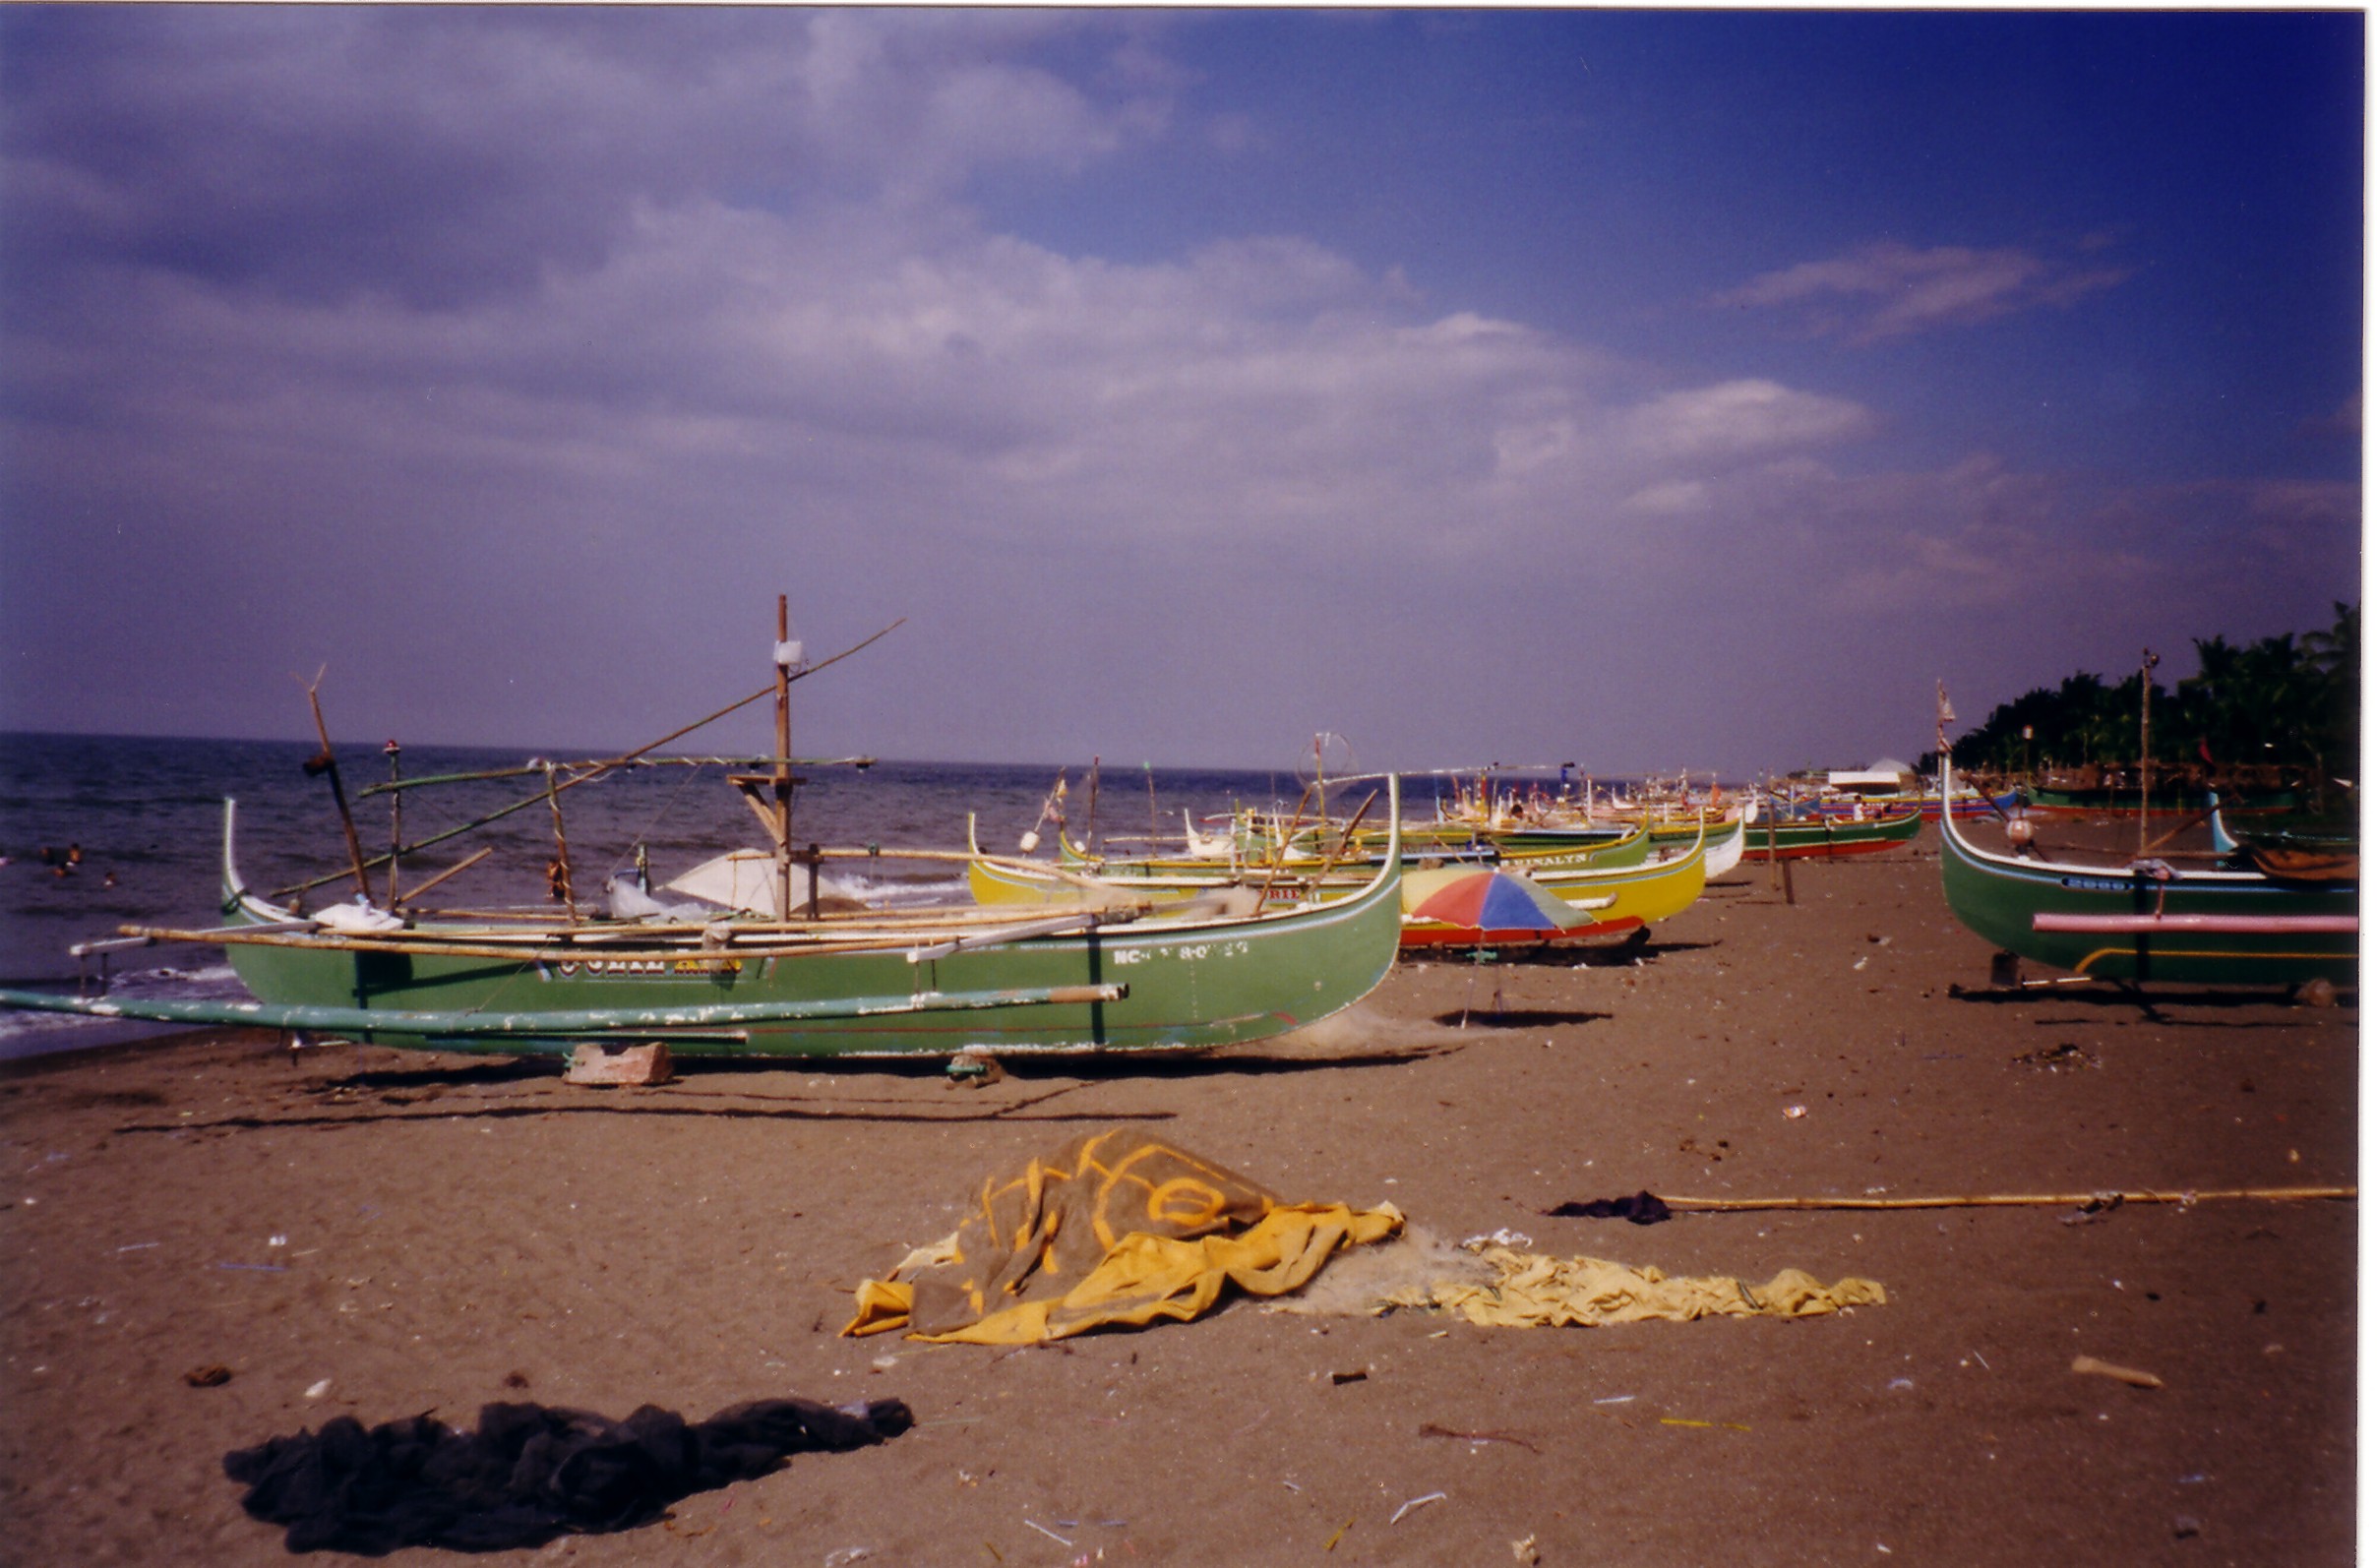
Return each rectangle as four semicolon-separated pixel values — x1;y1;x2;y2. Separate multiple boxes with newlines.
1740;808;1922;862
10;797;1406;1058
1938;799;2356;987
1393;822;1650;867
212;908;1398;1055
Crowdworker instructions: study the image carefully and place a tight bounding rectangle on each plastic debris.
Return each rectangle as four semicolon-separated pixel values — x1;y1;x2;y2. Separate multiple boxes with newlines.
304;1378;333;1400
1023;1520;1073;1548
1784;1106;1806;1119
1389;1491;1447;1526
2072;1355;2163;1389
1545;1192;1671;1225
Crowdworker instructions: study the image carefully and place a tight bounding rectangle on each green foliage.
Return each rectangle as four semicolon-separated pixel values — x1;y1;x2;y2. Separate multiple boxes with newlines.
1934;603;2359;780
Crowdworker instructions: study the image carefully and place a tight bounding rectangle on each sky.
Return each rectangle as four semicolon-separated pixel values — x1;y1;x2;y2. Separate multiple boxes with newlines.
0;7;2361;777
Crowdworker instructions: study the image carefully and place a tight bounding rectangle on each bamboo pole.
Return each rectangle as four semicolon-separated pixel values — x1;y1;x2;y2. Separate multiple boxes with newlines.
773;594;796;924
1309;788;1380;889
277;620;903;899
385;741;403;907
2139;800;2222;857
396;847;493;904
2139;646;2158;856
1252;787;1317;910
111;922;1134;965
542;761;578;923
303;671;375;901
356;755;876;798
1658;1185;2352;1214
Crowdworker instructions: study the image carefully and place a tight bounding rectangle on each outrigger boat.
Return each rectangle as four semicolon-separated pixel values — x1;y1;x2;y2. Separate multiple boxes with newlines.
1738;804;1922;862
1649;805;1750;880
1396;817;1708;950
0;605;1406;1062
974;801;1714;950
1938;763;2355;989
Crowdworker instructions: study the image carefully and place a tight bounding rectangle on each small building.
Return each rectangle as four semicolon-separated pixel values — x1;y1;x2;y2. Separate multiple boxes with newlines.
1826;759;1917;798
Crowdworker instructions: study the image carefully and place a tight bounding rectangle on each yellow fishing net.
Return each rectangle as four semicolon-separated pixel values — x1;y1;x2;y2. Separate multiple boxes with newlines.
1386;1245;1887;1327
843;1129;1402;1345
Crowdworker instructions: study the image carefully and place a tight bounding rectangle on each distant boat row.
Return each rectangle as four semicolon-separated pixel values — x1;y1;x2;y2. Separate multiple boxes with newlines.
0;603;2348;1066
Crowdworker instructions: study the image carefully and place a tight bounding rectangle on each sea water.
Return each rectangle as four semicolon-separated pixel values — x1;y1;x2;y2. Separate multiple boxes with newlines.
0;732;1362;1059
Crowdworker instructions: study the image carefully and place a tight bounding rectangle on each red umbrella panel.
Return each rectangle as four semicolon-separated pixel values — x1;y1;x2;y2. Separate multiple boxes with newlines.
1400;866;1597;945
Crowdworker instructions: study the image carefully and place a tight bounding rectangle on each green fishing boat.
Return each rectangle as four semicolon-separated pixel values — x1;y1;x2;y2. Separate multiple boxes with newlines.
1739;805;1922;862
0;606;1407;1060
1939;771;2355;988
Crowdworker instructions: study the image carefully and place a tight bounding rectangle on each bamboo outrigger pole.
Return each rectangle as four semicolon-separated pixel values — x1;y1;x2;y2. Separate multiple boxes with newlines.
1657;1185;2352;1214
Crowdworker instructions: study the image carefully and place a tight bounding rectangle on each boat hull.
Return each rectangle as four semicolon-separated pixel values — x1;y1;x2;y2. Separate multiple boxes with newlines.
1740;809;1922;862
213;901;1400;1056
146;795;1409;1057
1401;828;1708;948
1938;788;2356;987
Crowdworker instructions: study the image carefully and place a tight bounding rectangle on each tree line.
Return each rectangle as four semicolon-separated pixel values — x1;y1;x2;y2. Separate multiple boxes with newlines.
1923;602;2359;790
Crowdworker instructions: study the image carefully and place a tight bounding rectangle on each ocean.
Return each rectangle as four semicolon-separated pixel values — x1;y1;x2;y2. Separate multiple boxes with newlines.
0;732;1356;1060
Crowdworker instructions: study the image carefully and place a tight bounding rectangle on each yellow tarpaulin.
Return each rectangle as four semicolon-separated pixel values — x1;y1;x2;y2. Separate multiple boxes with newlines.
844;1129;1402;1345
1389;1244;1887;1328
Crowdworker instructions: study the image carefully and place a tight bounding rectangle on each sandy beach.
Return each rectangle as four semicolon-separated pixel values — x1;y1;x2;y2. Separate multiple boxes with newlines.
0;833;2354;1565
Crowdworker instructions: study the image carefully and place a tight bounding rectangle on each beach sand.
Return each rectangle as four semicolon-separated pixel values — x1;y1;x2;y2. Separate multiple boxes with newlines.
0;834;2354;1564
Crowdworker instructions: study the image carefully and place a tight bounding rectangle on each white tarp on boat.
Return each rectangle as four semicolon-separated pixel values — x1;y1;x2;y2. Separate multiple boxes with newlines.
664;850;785;917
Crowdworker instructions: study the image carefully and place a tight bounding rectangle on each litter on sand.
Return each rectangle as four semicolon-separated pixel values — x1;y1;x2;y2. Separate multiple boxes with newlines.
1389;1491;1447;1525
2072;1355;2164;1389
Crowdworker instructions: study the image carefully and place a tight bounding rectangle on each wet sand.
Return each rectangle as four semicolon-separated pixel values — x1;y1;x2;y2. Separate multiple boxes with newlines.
0;832;2355;1564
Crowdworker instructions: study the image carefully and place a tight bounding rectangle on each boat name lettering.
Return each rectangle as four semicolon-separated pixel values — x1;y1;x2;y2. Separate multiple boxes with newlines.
1112;939;1252;966
550;957;745;979
2056;875;2135;893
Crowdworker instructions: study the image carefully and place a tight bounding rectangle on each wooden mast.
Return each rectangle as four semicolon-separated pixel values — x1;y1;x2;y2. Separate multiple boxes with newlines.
2139;646;2159;856
303;670;375;901
774;595;796;923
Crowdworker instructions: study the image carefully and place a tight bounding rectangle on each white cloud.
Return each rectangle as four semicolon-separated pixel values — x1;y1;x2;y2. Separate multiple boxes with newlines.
2;10;2353;769
1719;240;2130;343
1617;379;1874;464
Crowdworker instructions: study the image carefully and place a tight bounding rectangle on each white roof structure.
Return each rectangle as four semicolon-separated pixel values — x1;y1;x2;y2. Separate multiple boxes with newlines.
1828;767;1913;793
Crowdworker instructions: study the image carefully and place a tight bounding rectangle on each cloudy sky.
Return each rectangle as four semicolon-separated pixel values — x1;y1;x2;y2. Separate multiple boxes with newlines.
1;8;2360;775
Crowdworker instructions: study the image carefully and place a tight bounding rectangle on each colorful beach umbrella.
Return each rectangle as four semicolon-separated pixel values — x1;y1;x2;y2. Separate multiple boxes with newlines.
1402;866;1588;935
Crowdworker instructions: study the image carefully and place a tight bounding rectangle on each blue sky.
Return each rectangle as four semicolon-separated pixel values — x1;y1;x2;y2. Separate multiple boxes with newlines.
0;8;2359;776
